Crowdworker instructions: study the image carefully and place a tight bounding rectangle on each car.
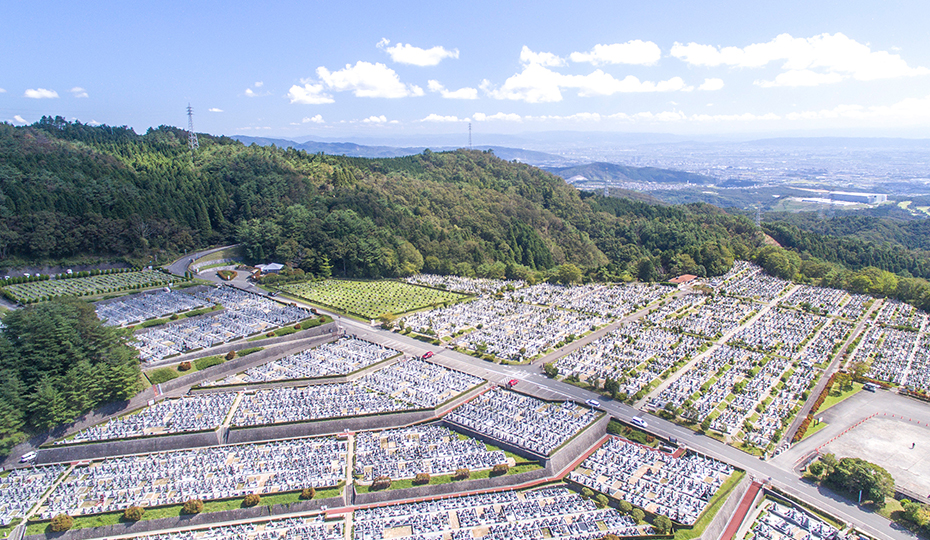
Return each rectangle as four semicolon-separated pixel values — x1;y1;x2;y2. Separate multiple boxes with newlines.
585;399;601;408
422;351;434;359
19;451;37;463
506;379;518;389
630;417;648;429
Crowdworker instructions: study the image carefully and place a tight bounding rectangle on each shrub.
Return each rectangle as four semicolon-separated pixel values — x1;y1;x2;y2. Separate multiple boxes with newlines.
413;472;431;485
300;487;316;500
453;468;470;480
581;487;594;499
631;508;645;523
123;505;145;521
182;499;204;514
178;361;192;371
266;331;276;338
371;475;391;491
594;494;609;509
653;515;673;533
226;350;236;360
491;463;509;476
294;323;302;330
170;313;180;320
50;514;73;532
243;493;261;507
618;500;632;513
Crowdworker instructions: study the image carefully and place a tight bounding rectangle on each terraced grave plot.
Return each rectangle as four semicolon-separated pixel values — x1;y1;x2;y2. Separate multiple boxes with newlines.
744;499;838;540
354;424;507;481
281;279;468;319
0;464;66;526
353;487;645;540
569;437;733;526
3;270;176;303
445;388;598;456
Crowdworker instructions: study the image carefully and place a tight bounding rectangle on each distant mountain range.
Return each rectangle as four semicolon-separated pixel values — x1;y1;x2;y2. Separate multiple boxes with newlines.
233;136;568;165
544;162;716;185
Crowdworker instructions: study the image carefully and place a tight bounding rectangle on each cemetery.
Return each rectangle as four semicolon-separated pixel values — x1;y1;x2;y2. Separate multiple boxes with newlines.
2;269;178;303
280;279;468;319
126;516;343;540
134;286;311;363
353;424;508;481
0;464;66;526
204;337;399;386
95;288;212;327
40;436;346;518
352;487;644;540
445;388;599;457
569;436;734;526
742;498;839;540
405;273;524;295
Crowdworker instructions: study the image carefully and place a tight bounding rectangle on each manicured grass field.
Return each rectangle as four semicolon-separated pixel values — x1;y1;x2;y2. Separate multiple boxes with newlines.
281;279;467;319
3;271;177;303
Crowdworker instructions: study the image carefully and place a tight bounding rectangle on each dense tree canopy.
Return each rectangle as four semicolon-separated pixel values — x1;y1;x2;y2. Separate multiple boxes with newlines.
0;297;141;454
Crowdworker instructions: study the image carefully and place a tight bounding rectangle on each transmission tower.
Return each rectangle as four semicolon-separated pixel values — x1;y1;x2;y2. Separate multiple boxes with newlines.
187;104;199;153
468;122;472;149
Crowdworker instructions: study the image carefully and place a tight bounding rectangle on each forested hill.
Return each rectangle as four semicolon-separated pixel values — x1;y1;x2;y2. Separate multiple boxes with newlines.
546;162;715;185
0;117;756;280
3;117;930;310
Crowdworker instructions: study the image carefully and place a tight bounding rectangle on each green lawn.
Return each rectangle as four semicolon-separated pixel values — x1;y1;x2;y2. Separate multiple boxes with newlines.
355;460;543;494
818;382;863;412
800;419;829;441
280;279;467;319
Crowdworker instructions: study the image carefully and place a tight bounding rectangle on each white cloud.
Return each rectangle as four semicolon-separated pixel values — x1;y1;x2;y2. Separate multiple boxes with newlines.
24;88;59;99
87;120;102;126
570;40;662;66
254;81;263;87
362;115;388;123
317;61;423;98
70;87;88;98
13;115;27;124
208;107;223;112
672;33;929;87
472;112;523;122
302;114;325;123
420;114;467;122
377;38;459;66
245;88;257;97
483;63;692;103
755;69;844;87
427;80;478;99
698;78;725;91
784;94;930;122
520;46;566;67
531;112;603;122
287;82;334;104
0;88;6;93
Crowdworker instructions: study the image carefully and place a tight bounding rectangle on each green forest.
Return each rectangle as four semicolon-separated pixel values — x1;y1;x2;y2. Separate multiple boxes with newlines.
1;117;930;311
0;297;141;453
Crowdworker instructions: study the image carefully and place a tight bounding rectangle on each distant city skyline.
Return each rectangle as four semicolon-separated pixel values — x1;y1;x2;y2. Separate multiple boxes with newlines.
4;1;930;138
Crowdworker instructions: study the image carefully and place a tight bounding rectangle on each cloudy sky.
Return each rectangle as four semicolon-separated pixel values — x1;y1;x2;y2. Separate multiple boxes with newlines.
3;0;930;138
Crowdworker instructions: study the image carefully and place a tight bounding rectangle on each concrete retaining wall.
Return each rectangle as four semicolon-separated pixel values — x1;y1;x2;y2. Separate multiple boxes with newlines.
23;495;345;540
227;410;436;445
701;475;750;540
38;430;221;464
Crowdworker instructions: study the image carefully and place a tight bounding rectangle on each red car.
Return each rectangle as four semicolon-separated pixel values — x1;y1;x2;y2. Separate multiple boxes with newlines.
506;379;518;388
422;351;434;359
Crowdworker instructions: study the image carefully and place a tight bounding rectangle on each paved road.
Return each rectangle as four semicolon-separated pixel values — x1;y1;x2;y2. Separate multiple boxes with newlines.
164;244;239;277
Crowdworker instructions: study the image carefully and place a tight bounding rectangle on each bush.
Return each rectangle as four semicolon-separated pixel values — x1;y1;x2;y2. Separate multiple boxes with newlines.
618;500;632;513
266;331;276;338
653;515;673;533
294;323;302;330
594;494;609;509
581;487;594;499
182;499;204;514
123;505;145;521
631;508;645;523
300;487;316;500
371;475;391;491
194;355;224;371
414;472;431;485
491;463;509;476
50;514;73;532
178;361;192;371
453;468;470;480
226;350;236;360
243;493;261;507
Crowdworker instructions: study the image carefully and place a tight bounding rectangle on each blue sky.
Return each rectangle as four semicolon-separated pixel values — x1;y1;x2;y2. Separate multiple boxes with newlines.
4;0;930;139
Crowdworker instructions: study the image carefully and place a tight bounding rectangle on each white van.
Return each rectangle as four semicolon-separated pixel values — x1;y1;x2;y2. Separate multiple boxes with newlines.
585;399;601;408
19;451;37;463
630;417;648;429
